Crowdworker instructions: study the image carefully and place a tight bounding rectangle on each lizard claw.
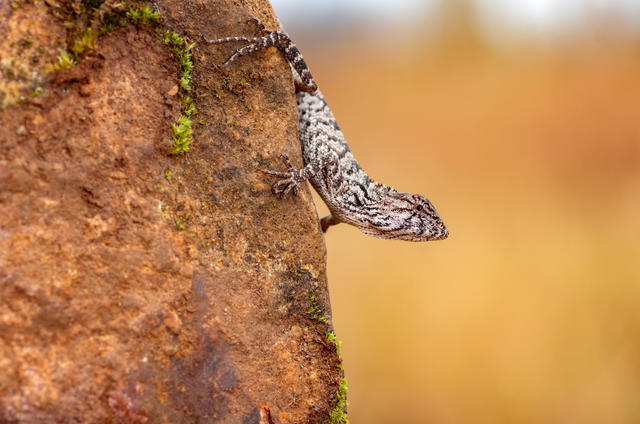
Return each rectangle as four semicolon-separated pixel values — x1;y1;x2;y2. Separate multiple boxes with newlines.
279;154;296;172
272;177;300;195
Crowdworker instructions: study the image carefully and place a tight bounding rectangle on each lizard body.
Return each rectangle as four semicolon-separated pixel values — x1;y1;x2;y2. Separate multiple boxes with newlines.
205;20;448;241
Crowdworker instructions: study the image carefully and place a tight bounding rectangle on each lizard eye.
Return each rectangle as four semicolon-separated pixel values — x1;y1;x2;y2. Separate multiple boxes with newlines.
416;204;423;211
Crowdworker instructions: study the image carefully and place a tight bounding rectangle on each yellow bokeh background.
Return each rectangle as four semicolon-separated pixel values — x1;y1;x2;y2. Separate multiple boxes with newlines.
275;1;640;422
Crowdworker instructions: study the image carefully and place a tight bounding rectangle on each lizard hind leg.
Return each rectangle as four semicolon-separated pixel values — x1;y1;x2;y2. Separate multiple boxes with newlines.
320;214;341;233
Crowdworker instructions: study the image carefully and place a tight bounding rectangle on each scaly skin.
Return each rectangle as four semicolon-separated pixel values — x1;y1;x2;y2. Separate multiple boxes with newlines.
204;19;448;241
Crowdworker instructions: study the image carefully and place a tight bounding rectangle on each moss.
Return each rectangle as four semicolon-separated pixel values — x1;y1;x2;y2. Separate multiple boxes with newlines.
46;1;120;71
71;27;97;55
44;2;198;159
162;30;184;46
98;4;129;36
308;295;326;323
161;205;170;220
98;21;118;35
169;96;197;156
326;331;345;372
329;378;349;424
170;115;192;155
51;49;76;72
28;87;43;98
160;204;186;230
50;1;161;73
177;44;194;91
183;96;196;117
126;5;159;25
162;31;194;92
161;30;197;155
326;331;343;355
165;170;172;181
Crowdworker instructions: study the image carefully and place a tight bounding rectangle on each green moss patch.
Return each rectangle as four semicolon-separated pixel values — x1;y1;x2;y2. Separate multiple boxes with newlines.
170;115;192;155
126;4;159;25
329;378;349;424
308;295;327;323
51;49;76;72
162;31;194;92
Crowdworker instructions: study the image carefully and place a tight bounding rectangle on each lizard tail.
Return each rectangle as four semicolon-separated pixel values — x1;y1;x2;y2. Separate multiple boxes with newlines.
203;30;318;92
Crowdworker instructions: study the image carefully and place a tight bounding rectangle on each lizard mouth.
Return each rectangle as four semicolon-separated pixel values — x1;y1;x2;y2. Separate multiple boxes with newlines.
430;226;449;241
426;218;449;241
360;222;450;242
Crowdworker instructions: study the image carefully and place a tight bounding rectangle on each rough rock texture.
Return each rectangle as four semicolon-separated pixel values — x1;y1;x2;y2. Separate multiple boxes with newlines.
0;1;342;423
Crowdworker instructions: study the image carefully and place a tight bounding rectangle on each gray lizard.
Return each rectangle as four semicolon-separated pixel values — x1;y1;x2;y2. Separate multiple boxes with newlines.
205;19;448;242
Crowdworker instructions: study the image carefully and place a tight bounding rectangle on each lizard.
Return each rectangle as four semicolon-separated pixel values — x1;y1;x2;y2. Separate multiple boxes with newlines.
204;19;448;242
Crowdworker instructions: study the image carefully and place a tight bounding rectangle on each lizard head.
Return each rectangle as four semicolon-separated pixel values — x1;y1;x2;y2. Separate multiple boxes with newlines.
359;192;449;242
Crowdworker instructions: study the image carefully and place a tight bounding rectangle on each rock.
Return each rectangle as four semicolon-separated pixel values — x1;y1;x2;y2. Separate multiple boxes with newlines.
167;85;179;96
0;1;344;423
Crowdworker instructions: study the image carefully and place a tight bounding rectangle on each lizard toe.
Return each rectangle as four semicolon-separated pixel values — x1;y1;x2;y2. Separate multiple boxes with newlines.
272;177;299;195
263;169;291;177
283;182;298;195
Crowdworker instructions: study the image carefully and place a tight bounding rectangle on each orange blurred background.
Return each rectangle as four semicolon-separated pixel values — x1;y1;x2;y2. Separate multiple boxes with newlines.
272;1;640;422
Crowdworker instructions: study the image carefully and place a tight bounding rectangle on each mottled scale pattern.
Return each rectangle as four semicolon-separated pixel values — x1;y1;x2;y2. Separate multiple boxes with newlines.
205;20;448;241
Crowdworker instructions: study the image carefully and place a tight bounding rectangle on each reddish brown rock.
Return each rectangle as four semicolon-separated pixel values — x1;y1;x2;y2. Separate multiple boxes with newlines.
0;1;343;422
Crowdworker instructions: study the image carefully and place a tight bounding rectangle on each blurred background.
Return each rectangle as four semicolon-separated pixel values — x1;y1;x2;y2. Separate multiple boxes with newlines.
270;1;640;423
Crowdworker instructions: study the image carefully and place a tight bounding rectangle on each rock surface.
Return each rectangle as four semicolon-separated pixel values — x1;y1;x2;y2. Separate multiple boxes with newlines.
0;1;343;422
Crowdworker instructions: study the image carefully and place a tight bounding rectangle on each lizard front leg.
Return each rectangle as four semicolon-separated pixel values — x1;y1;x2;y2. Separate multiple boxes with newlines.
263;153;338;196
264;154;343;233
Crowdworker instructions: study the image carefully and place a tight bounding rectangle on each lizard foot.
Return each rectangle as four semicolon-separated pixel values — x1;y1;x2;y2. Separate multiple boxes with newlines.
262;154;303;195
